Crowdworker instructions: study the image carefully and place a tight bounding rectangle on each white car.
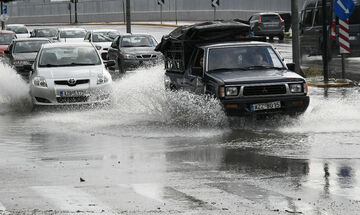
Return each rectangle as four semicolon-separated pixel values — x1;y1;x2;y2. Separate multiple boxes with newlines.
56;28;87;43
84;29;121;61
30;42;114;106
5;24;30;38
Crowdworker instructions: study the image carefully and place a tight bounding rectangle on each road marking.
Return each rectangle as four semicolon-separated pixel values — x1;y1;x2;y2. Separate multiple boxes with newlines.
31;186;113;213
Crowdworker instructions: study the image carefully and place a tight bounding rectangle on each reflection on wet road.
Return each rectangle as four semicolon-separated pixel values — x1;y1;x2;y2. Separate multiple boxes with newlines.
0;25;360;214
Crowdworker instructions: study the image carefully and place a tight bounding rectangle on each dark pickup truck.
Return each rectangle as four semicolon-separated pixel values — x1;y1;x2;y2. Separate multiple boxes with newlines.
156;21;309;116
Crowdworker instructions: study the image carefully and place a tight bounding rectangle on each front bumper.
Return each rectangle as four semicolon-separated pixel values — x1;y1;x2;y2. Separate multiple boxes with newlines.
30;81;112;106
221;95;310;116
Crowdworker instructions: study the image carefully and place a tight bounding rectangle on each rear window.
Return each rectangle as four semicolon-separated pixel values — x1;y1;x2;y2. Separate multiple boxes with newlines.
13;40;49;53
261;15;280;22
6;26;28;34
0;33;15;45
60;30;86;38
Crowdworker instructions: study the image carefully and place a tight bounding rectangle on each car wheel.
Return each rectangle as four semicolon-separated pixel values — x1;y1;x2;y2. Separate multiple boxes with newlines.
278;34;284;41
118;58;125;73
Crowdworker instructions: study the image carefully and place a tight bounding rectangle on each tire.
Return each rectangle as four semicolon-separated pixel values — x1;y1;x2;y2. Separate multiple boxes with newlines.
117;58;125;73
278;34;284;41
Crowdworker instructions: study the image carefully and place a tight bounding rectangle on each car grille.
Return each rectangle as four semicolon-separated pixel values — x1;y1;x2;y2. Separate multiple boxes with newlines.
54;79;90;86
56;96;88;103
136;54;157;59
243;85;286;96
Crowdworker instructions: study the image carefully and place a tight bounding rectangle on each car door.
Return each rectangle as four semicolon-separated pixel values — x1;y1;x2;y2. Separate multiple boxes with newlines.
186;49;205;94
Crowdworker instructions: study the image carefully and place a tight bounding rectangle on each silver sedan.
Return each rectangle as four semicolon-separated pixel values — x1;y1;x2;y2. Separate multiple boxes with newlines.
29;42;114;106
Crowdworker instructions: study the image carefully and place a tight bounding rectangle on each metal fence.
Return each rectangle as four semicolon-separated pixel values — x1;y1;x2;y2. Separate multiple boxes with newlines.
5;0;307;24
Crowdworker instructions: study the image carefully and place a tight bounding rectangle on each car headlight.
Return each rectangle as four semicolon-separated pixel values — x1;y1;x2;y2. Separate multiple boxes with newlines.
123;54;136;59
225;87;239;96
32;76;48;88
289;83;303;93
97;73;110;85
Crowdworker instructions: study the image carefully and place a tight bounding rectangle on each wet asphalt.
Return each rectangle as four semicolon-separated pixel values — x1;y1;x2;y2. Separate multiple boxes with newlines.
0;25;360;215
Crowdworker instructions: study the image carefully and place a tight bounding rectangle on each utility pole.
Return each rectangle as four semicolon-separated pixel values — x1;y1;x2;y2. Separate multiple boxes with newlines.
174;0;178;25
126;0;131;33
322;0;329;82
291;0;302;76
1;1;4;30
68;3;72;24
74;0;78;24
122;0;126;24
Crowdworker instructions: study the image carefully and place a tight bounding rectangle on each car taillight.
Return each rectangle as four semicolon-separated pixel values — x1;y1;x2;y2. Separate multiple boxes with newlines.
257;16;262;24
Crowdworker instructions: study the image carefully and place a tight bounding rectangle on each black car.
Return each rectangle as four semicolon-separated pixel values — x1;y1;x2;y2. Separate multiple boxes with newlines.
108;34;161;73
249;12;285;41
30;28;58;40
4;38;51;77
156;21;309;116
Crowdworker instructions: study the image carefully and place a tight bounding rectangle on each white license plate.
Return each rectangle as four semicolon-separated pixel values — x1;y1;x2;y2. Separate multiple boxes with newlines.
60;90;86;97
350;36;356;40
251;101;281;111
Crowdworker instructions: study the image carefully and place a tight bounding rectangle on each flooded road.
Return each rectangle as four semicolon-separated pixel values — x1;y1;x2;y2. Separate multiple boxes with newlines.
0;25;360;214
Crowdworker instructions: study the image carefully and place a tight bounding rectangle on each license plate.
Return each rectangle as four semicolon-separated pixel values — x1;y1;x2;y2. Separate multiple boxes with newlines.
250;101;281;111
60;90;86;97
350;36;356;40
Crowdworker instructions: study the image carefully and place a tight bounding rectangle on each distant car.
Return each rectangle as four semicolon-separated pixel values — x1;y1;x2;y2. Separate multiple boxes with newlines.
0;30;17;57
249;12;285;41
31;28;58;40
29;42;114;106
56;28;87;43
4;38;51;76
84;29;121;61
5;24;30;38
107;34;161;73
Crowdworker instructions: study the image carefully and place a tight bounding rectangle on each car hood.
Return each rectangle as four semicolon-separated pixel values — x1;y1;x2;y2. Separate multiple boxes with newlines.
12;52;38;61
206;69;305;85
0;45;9;51
36;65;104;79
122;47;158;55
16;33;30;38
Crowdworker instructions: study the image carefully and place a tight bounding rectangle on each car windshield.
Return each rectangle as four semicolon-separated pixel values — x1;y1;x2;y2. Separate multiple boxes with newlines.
120;36;157;47
60;30;86;38
34;29;58;37
13;40;50;53
6;26;28;34
0;33;15;45
207;46;285;72
92;32;114;42
38;46;101;67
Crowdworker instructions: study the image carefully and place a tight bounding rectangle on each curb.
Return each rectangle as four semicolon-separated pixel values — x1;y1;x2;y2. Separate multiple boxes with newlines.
308;79;358;88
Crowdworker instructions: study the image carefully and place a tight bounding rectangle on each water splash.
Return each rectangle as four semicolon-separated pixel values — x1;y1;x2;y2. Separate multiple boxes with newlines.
0;61;32;113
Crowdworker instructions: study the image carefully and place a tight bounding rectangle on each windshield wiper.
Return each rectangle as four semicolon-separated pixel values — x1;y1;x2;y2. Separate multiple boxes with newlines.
208;68;247;73
63;63;97;66
242;66;285;70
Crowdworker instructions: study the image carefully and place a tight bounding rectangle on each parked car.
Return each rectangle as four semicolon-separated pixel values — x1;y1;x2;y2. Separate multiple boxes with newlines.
249;12;285;40
108;33;161;73
0;30;17;57
31;28;58;40
156;21;309;116
5;24;30;38
84;29;121;61
29;42;114;106
56;28;87;43
300;0;360;59
4;38;51;76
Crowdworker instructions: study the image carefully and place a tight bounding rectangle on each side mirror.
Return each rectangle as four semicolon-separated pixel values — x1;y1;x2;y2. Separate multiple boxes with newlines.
111;42;117;49
286;63;295;72
4;49;10;55
105;60;115;68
